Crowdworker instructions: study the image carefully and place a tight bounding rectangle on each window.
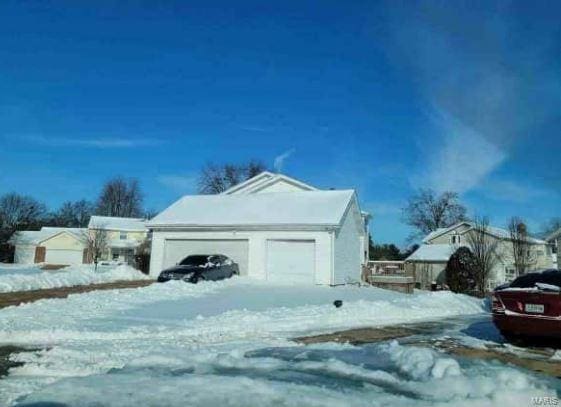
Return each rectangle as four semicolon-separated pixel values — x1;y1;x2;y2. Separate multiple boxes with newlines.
450;234;461;245
112;251;120;260
120;232;127;240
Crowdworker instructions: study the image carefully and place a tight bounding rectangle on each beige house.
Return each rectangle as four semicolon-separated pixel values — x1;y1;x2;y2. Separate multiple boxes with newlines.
10;227;88;265
546;227;560;268
88;216;149;264
10;217;149;267
406;222;554;290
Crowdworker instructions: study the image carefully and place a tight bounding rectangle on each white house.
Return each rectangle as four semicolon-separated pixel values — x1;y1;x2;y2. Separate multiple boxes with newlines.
222;171;371;262
147;172;369;285
10;227;88;265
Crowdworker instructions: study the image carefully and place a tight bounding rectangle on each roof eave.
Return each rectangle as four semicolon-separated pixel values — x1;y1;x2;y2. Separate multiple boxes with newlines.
147;223;340;231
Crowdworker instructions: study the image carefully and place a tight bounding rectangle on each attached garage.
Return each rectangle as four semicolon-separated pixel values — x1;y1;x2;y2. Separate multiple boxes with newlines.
44;248;84;265
266;240;315;284
148;189;365;285
163;239;249;275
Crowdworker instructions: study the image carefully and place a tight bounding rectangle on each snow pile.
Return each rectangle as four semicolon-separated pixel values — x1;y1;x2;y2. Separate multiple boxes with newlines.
0;264;150;293
0;278;555;406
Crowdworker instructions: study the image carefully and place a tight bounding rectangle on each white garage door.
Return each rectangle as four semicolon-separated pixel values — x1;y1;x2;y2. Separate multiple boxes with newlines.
163;239;249;275
266;240;315;284
45;249;83;265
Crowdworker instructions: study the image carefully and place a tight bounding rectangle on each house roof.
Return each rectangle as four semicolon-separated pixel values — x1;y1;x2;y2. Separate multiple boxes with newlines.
147;190;356;228
221;171;317;195
422;228;448;243
88;216;147;232
423;221;546;245
405;244;458;262
546;227;561;242
10;227;87;245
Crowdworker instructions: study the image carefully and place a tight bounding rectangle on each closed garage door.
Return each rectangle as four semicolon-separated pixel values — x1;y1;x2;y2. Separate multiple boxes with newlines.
266;240;315;284
45;249;83;265
163;239;249;275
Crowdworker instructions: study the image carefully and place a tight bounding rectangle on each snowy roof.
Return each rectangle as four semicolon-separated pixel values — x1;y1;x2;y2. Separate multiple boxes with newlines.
423;222;546;245
88;216;147;232
422;228;448;243
547;227;561;242
405;244;458;262
10;227;87;245
148;190;356;228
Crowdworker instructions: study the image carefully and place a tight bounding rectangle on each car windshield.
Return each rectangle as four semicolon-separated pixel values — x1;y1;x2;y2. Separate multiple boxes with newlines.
179;255;210;266
509;270;561;288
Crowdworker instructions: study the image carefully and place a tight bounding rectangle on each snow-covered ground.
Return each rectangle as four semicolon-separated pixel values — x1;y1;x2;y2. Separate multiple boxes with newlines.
0;264;151;293
0;278;557;406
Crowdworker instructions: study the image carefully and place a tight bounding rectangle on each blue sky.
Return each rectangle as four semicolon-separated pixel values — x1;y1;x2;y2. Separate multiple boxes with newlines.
1;1;560;245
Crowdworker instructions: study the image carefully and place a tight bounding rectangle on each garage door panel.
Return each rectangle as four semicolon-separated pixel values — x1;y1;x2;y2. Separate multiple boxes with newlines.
163;239;249;275
45;249;83;265
266;239;315;284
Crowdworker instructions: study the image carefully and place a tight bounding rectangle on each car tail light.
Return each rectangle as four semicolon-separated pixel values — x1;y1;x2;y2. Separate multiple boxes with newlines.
491;293;505;313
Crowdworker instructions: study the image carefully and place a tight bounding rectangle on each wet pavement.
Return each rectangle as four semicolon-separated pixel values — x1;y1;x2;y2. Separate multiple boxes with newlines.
297;314;561;378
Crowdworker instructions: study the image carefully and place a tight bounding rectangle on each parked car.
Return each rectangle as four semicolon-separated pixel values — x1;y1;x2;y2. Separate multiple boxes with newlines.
157;254;239;283
492;269;561;341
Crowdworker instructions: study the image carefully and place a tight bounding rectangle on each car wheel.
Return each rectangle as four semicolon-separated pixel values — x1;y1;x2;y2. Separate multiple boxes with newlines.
500;331;523;345
191;275;205;284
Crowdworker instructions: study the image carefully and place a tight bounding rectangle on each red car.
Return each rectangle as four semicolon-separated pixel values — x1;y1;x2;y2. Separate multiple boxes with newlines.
492;269;561;341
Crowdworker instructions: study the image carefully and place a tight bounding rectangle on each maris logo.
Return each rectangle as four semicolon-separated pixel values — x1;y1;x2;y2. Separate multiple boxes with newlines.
532;397;560;406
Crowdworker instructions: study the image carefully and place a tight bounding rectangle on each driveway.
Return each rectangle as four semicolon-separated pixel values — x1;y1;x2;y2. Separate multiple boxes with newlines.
0;280;558;406
299;314;561;378
0;280;154;309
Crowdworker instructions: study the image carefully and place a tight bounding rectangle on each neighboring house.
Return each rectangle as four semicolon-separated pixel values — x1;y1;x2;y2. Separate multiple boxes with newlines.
9;217;149;267
405;221;554;290
546;227;561;268
9;227;88;265
148;172;369;285
88;216;149;264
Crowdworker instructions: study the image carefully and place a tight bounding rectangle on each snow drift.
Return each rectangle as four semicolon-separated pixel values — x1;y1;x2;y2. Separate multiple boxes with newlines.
0;263;150;293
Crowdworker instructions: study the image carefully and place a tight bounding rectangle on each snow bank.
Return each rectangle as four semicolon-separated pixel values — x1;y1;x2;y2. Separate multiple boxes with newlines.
1;278;551;406
0;264;150;293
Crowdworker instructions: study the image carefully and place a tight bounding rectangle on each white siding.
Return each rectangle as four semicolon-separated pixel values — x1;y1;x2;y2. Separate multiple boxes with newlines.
333;202;362;285
266;239;315;283
150;229;334;284
14;245;36;264
250;180;310;193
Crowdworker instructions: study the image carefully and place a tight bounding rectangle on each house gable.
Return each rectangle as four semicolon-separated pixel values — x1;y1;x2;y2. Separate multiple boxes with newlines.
222;171;317;195
38;230;86;250
424;223;472;245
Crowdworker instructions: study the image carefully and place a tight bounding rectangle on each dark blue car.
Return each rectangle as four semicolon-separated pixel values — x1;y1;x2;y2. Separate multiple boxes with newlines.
157;254;239;283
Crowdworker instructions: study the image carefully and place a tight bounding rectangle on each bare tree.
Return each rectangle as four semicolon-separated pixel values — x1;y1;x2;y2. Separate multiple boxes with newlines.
52;200;94;227
0;193;48;263
96;177;144;217
402;189;468;239
541;217;561;239
85;228;108;270
508;217;532;276
466;216;500;294
0;193;47;232
198;160;267;194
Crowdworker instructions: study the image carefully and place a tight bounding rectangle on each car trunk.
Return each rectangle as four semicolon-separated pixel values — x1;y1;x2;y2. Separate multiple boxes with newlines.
497;290;561;317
